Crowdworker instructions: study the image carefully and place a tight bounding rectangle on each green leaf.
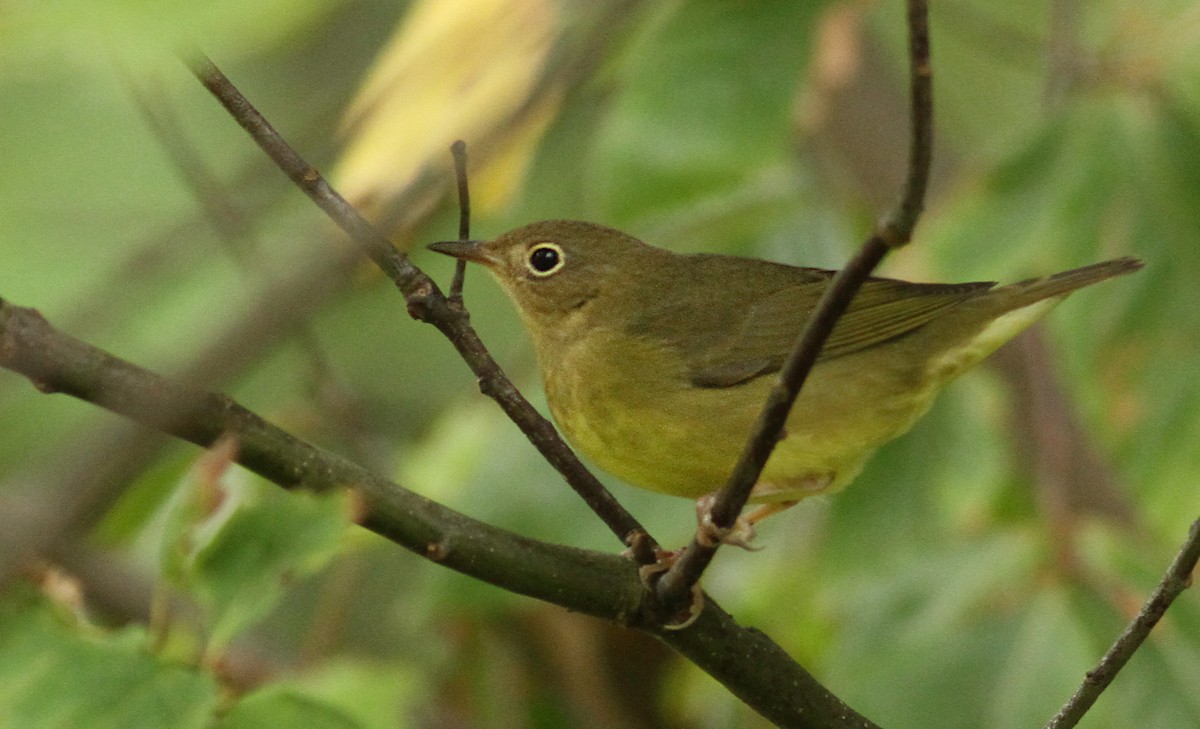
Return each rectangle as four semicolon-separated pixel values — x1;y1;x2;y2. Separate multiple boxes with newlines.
0;586;217;729
218;691;360;729
219;660;424;729
188;480;352;650
155;463;352;651
589;0;824;234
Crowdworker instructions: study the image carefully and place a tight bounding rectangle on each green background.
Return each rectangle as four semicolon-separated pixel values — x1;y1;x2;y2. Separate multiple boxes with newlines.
1;1;1197;727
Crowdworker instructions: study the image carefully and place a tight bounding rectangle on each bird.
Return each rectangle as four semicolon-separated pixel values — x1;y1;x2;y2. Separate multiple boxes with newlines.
429;219;1141;541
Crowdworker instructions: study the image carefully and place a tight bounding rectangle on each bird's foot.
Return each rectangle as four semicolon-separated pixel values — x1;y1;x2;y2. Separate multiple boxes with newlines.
629;547;705;630
635;547;684;588
694;494;761;550
622;531;687;587
694;497;802;549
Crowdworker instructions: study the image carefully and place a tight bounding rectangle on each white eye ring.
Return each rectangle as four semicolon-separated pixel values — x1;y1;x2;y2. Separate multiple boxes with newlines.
526;242;565;277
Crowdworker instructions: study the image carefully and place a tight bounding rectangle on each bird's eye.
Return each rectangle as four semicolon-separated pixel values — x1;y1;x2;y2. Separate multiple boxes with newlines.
526;243;565;276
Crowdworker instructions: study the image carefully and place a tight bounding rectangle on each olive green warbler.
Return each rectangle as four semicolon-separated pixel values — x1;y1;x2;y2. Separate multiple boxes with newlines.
430;220;1140;527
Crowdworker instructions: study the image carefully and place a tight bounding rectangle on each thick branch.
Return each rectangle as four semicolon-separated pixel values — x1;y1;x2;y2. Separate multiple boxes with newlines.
0;244;363;584
0;298;636;615
657;0;933;605
0;297;880;729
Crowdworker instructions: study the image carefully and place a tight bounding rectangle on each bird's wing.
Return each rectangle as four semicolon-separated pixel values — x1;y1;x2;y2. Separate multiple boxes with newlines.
819;278;995;358
640;269;995;389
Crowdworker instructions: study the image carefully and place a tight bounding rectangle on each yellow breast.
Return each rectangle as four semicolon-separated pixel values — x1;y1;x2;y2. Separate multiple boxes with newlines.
538;328;946;503
535;295;1062;505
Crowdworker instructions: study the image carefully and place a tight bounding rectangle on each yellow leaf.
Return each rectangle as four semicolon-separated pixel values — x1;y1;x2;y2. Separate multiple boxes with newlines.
334;0;563;226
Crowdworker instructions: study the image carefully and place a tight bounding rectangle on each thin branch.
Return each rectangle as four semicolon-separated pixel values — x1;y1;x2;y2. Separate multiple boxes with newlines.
184;54;654;554
0;297;881;729
1046;519;1200;729
185;55;413;286
885;0;934;243
449;139;470;300
656;0;933;606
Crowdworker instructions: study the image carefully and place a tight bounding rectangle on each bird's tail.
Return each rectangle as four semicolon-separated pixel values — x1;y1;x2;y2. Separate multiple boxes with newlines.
923;256;1143;382
990;256;1143;312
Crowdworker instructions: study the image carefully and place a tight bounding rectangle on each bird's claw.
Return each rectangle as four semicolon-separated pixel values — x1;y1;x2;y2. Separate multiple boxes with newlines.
694;494;761;550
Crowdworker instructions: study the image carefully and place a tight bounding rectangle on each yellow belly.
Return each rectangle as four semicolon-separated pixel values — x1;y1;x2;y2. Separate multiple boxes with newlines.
540;301;1056;504
542;336;940;503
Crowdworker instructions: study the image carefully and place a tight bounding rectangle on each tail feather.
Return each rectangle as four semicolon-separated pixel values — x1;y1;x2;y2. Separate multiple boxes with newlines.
923;256;1142;382
993;256;1143;312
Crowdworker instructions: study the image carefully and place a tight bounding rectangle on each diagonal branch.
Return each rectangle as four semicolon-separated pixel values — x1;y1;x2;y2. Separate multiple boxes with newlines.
184;54;655;555
1046;519;1200;729
0;244;361;585
0;298;636;614
0;297;881;729
656;0;933;606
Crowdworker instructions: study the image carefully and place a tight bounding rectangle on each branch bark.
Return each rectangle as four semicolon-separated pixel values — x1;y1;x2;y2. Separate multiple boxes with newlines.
0;297;879;729
0;243;362;584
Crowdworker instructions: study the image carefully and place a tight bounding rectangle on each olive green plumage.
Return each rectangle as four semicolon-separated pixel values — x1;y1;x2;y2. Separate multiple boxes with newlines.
429;220;1140;506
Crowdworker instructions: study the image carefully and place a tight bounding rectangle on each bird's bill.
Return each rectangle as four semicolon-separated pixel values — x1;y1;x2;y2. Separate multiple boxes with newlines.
426;239;500;266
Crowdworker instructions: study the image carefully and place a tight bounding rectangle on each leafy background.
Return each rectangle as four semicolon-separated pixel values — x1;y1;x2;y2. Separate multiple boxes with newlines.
1;0;1198;727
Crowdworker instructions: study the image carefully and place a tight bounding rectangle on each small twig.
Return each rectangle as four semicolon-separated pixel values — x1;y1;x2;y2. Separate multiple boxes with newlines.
185;55;414;286
449;140;471;301
885;0;933;243
184;53;655;555
1046;519;1200;729
656;0;933;607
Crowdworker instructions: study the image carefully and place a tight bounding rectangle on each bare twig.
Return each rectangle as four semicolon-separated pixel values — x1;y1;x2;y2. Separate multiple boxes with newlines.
183;54;655;554
656;0;933;606
186;56;412;284
449;139;470;301
1046;519;1200;729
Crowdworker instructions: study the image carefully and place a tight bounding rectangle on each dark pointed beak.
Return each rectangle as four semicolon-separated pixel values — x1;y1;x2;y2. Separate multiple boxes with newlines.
426;239;499;266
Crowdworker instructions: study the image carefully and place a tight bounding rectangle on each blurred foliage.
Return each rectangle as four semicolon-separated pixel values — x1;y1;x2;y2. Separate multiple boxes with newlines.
1;0;1199;728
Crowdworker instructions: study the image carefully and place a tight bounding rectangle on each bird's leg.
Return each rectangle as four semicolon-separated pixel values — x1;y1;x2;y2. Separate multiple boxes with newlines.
695;493;757;549
635;546;685;586
744;500;800;525
622;530;692;586
694;496;800;549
